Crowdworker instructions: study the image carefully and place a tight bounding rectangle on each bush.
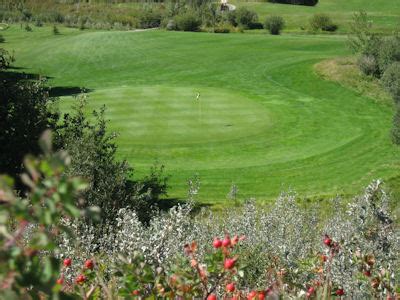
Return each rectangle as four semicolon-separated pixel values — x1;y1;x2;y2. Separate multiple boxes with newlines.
358;55;380;76
0;62;57;189
264;15;285;35
136;8;162;29
24;23;32;32
174;12;202;32
53;25;59;35
165;19;177;31
309;13;337;32
232;7;258;29
0;34;4;43
56;181;399;298
378;36;400;74
213;23;231;33
381;62;400;103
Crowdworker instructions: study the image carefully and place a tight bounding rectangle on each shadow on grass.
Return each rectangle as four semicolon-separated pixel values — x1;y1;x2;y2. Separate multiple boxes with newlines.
156;197;212;214
1;67;93;97
0;70;52;81
48;86;94;97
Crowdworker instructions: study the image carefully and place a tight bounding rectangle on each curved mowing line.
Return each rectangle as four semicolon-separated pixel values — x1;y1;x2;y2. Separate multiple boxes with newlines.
4;28;398;201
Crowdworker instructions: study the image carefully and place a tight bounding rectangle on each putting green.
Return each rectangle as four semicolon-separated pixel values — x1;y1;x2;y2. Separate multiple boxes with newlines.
2;26;399;204
85;86;272;145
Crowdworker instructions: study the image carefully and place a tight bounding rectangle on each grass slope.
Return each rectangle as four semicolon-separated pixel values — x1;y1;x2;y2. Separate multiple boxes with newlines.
234;0;400;33
2;26;399;205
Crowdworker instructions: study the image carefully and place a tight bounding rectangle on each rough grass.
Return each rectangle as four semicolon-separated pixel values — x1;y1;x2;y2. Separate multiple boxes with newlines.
2;25;399;206
314;57;392;106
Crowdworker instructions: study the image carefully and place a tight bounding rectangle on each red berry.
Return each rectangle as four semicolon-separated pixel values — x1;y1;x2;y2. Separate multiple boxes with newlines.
84;259;94;270
321;255;328;262
75;274;86;284
132;290;140;296
207;294;217;300
247;291;257;300
364;270;371;277
226;283;235;292
63;258;72;267
308;287;315;294
323;235;332;247
224;258;236;269
56;277;64;285
335;289;344;296
222;237;231;247
258;292;266;300
213;238;222;248
231;235;239;245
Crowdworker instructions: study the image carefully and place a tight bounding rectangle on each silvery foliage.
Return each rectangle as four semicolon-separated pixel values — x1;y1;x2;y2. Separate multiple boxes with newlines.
324;180;399;298
58;180;399;293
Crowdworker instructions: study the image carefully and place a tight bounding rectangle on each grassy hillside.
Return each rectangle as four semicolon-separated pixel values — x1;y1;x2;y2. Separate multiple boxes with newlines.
2;26;399;205
234;0;400;33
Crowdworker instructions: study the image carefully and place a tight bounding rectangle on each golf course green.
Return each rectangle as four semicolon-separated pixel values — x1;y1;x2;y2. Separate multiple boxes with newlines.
2;24;399;204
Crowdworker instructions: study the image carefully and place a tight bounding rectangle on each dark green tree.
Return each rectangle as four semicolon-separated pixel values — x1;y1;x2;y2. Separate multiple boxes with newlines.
0;58;59;188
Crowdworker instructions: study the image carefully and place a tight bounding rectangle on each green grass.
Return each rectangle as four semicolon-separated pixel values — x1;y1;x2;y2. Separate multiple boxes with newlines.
233;0;400;33
2;25;399;206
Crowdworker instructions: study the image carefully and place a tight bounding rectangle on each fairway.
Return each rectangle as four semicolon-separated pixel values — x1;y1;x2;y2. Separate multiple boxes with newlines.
2;26;399;204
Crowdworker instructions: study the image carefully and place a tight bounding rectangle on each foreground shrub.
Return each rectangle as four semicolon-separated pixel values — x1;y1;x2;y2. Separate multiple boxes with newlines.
264;15;285;35
0;131;99;299
174;12;202;31
309;13;338;32
56;181;399;298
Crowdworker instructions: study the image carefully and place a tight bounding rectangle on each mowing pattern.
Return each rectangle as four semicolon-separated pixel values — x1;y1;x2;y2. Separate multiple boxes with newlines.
3;27;399;204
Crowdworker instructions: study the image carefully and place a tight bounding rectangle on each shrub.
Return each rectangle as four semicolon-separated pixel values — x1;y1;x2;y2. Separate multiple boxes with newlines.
378;36;400;74
53;24;59;35
214;24;231;33
309;13;337;32
0;131;100;299
264;15;285;35
358;55;380;76
0;34;4;43
174;12;202;32
348;11;382;63
34;18;43;27
233;7;258;29
381;62;400;103
24;23;32;32
165;19;177;31
57;181;399;298
136;8;162;29
0;61;57;189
